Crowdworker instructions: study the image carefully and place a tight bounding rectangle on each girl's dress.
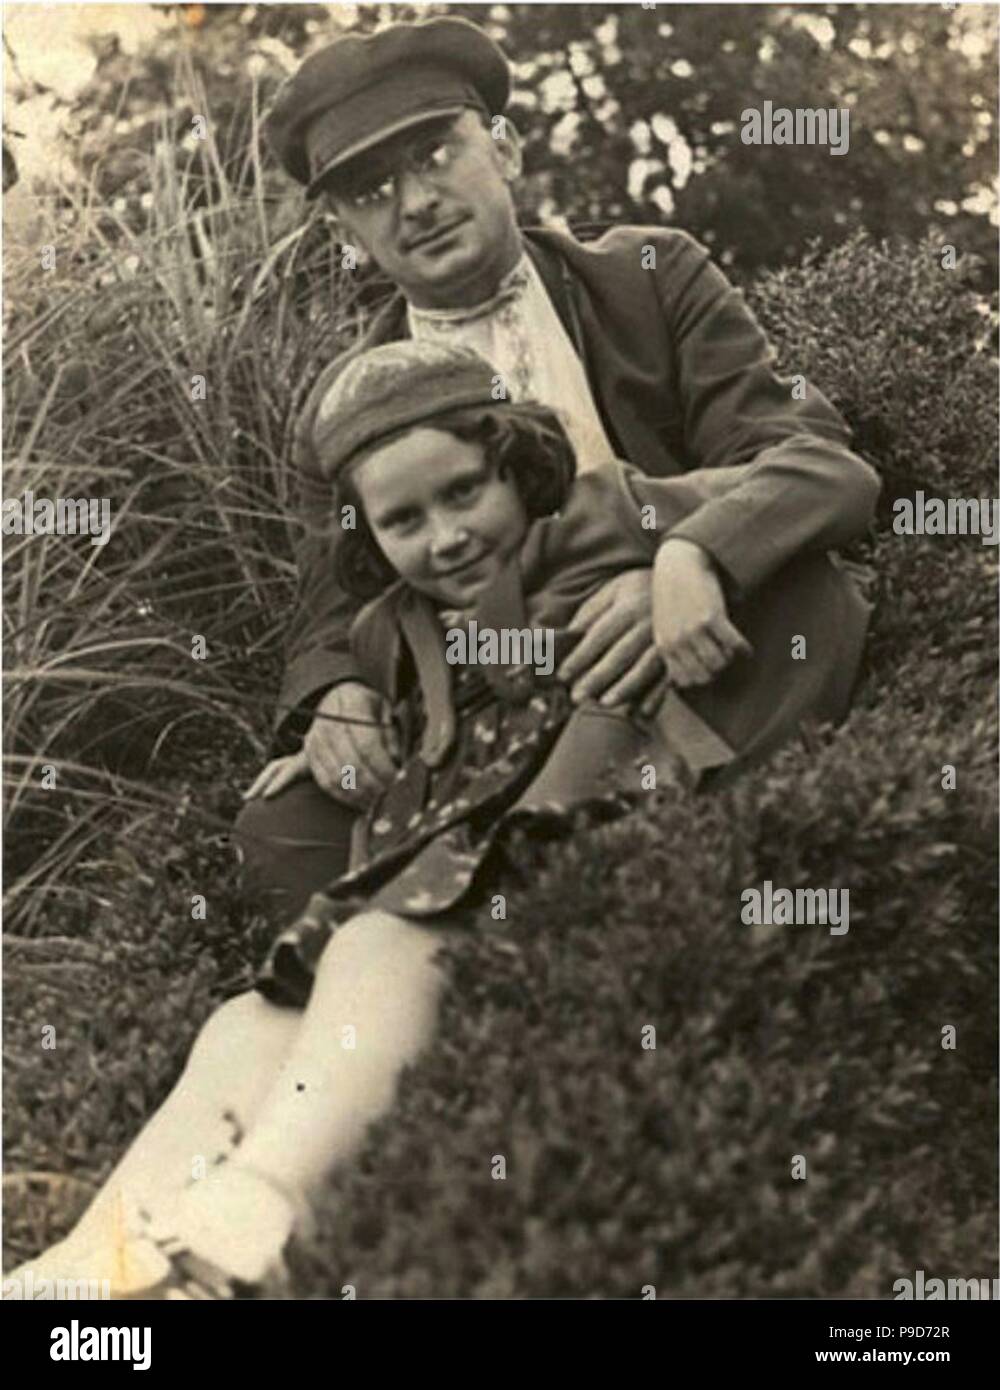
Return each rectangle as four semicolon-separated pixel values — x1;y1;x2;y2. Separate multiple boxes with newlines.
256;459;870;1007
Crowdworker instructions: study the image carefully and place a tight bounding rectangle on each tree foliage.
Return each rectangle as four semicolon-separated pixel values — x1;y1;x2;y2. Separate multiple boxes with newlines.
4;3;996;280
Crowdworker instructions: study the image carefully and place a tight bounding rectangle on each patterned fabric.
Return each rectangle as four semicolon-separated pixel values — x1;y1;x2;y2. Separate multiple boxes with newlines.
407;251;617;473
254;653;634;1009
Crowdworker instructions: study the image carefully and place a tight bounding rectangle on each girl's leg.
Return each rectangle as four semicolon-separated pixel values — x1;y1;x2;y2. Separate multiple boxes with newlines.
236;909;449;1197
16;992;301;1284
236;911;447;1195
157;909;449;1283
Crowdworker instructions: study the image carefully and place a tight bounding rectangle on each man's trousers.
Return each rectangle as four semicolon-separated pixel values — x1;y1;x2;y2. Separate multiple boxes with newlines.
232;780;357;924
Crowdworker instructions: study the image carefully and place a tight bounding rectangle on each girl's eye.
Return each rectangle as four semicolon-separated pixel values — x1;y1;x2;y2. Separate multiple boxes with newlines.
380;510;419;533
448;477;484;504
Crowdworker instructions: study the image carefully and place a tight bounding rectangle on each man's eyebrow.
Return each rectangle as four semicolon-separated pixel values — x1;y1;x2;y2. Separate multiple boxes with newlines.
333;117;461;188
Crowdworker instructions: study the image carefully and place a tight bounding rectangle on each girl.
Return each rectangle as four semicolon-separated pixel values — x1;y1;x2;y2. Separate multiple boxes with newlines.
11;341;867;1298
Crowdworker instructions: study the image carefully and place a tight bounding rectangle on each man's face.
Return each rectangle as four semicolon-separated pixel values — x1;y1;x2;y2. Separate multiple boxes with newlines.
322;111;523;310
351;427;528;609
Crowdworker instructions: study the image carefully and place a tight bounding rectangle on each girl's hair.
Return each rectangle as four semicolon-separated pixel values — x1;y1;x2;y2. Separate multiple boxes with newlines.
333;400;577;600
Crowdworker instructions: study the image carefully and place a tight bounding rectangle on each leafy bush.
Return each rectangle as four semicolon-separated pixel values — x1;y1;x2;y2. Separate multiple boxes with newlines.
745;231;997;501
296;692;996;1297
7;4;996;281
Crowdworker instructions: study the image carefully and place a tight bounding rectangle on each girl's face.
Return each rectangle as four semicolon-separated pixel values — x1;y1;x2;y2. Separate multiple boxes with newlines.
351;427;529;608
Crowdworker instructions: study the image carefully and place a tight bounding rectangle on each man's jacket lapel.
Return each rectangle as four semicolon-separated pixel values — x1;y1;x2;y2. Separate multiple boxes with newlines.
522;233;630;463
526;227;685;475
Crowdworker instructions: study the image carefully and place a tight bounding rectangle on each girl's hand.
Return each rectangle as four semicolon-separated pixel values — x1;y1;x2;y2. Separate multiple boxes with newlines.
243;751;311;801
559;569;665;708
652;538;753;687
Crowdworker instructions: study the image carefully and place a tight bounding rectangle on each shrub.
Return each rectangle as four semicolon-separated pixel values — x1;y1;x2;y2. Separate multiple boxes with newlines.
745;230;997;502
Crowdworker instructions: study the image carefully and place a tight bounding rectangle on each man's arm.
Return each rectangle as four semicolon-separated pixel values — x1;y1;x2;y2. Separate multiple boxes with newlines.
559;435;879;706
648;227;881;594
271;358;369;756
557;227;879;707
272;474;365;754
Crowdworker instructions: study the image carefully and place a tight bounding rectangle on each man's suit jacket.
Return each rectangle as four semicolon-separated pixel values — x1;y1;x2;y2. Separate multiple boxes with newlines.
273;223;880;753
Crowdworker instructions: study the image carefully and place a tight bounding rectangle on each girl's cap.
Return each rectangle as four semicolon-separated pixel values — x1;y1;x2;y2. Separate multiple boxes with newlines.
310;341;509;481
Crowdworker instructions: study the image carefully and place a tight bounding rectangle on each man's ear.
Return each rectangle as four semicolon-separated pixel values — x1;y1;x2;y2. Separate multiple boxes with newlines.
493;115;524;183
325;201;370;261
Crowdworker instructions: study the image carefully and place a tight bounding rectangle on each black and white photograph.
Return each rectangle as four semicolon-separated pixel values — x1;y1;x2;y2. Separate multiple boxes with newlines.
2;0;997;1341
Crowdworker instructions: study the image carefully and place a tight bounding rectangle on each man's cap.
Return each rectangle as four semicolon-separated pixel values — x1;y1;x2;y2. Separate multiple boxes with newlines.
311;341;508;481
264;17;511;200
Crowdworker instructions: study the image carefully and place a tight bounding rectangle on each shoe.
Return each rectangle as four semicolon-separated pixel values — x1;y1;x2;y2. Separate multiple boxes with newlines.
3;1228;175;1301
139;1165;312;1298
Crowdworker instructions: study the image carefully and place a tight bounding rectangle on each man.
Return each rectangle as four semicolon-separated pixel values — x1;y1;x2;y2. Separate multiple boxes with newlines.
239;15;880;921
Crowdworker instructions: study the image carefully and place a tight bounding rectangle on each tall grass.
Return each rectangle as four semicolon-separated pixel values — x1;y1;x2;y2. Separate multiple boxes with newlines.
3;62;366;934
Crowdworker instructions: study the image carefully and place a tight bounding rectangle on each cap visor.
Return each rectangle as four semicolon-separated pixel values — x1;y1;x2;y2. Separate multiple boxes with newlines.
306;105;469;199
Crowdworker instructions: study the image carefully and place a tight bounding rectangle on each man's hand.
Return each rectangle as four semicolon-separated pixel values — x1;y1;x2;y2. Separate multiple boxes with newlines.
652;538;752;687
244;681;399;807
243;750;311;801
558;569;665;713
303;681;399;805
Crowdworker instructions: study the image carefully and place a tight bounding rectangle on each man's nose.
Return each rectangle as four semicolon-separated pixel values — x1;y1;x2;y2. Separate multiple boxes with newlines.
397;167;440;220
